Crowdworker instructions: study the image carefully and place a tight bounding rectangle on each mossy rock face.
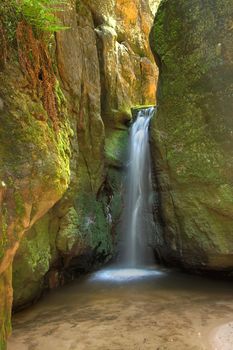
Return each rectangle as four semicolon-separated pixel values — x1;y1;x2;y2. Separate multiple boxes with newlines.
74;194;113;255
11;0;126;311
0;55;72;335
0;20;73;343
150;0;233;272
13;215;51;308
105;129;128;168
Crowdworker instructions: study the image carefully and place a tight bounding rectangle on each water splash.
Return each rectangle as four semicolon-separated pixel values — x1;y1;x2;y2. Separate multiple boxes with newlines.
121;107;155;267
90;267;163;283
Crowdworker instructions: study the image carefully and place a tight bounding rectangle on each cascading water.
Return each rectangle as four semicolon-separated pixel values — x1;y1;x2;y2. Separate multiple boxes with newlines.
121;107;155;267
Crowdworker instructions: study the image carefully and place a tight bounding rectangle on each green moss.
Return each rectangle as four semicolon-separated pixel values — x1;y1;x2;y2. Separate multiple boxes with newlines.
53;124;71;194
1;0;68;46
74;193;113;255
0;1;19;43
0;70;72;201
14;191;25;218
107;168;123;222
76;0;81;12
150;0;233;269
0;205;8;260
151;0;233;185
131;105;155;120
0;336;7;350
0;179;25;259
55;79;66;111
56;207;84;253
105;129;128;167
75;0;89;17
13;214;51;307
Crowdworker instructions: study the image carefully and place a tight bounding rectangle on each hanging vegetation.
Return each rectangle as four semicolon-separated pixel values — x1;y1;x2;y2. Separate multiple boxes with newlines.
0;0;68;40
16;0;68;32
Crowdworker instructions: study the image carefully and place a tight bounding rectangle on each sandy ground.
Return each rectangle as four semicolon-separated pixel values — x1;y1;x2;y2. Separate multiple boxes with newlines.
210;322;233;350
8;267;233;350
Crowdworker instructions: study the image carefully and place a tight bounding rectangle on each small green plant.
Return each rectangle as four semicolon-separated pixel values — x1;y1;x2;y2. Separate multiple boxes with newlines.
0;0;68;38
0;1;19;42
16;0;68;32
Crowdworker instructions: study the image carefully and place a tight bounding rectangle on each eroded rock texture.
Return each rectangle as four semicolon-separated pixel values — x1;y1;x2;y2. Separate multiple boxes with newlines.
87;0;158;123
150;0;233;272
0;0;158;346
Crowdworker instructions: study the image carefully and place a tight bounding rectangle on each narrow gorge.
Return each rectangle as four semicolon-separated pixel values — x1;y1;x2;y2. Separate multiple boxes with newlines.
1;1;233;349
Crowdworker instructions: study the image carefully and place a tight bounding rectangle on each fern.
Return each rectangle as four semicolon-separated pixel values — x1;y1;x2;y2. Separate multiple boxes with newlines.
15;0;68;32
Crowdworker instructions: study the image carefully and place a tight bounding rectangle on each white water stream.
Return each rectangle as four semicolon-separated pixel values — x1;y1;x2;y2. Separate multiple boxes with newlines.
122;107;155;266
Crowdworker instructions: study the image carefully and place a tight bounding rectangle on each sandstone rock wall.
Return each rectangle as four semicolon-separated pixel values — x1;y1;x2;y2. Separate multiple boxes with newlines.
150;0;233;272
0;29;72;348
12;0;111;310
0;0;158;345
90;0;158;125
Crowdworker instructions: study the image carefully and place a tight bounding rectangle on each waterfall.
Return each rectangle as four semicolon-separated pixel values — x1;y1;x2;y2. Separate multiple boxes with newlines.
121;107;155;267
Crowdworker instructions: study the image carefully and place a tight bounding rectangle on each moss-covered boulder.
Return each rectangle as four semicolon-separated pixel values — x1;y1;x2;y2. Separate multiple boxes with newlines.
13;215;52;308
150;0;233;272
